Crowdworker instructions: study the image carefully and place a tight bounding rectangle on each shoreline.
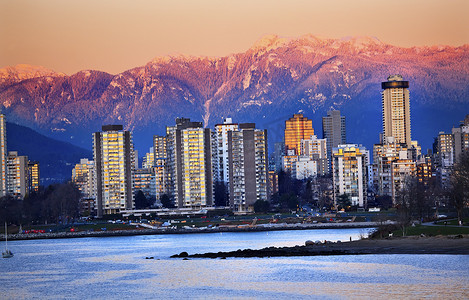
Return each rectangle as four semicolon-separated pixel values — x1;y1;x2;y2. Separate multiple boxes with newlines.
5;224;469;257
170;235;469;258
4;222;376;241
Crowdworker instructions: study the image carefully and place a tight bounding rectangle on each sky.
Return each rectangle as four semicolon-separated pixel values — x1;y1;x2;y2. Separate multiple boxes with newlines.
1;0;468;75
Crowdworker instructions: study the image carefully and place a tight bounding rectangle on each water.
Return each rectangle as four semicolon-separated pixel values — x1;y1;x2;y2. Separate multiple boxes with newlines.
1;228;468;299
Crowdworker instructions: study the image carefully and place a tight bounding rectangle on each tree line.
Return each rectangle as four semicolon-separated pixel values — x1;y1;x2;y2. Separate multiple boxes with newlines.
395;151;469;234
0;182;81;226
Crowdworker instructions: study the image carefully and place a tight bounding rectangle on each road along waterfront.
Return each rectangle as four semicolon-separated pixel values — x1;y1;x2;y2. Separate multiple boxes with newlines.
4;221;382;241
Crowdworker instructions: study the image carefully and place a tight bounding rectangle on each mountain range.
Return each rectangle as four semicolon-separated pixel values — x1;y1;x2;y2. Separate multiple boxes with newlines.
6;122;91;185
1;34;468;155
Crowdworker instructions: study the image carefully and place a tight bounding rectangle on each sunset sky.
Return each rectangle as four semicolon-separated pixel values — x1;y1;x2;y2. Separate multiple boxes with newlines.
1;0;468;75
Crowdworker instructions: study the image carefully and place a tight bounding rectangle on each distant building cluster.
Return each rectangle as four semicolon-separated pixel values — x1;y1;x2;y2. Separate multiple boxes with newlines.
72;118;269;216
0;115;40;199
71;74;468;216
434;115;469;188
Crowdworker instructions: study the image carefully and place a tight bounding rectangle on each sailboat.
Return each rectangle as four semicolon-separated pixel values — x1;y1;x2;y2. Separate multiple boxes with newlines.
2;222;13;258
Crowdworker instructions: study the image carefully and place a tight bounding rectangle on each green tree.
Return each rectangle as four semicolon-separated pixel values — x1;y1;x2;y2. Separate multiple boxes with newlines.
23;190;44;224
45;182;81;223
336;194;351;211
0;195;22;225
279;192;298;210
134;190;151;209
375;195;393;210
300;179;313;205
214;181;229;207
253;200;270;213
160;194;174;208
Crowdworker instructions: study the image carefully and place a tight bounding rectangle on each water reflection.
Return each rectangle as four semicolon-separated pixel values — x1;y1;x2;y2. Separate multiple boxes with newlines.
1;229;468;299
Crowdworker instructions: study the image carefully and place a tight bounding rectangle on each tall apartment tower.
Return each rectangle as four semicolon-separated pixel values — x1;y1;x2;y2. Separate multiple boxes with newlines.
227;123;269;212
284;114;314;155
28;161;40;193
452;114;469;162
6;151;28;198
72;158;97;200
166;118;213;209
214;118;239;184
142;147;155;169
372;137;416;203
0;114;6;196
300;135;328;175
382;75;411;147
332;144;369;208
93;125;134;217
153;135;167;200
322;110;346;165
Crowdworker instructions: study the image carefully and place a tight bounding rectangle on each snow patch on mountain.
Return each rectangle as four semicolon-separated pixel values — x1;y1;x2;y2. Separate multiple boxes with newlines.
243;65;258;90
227;55;237;71
241;100;263;108
79;70;92;78
251;34;292;55
0;64;64;84
340;36;383;48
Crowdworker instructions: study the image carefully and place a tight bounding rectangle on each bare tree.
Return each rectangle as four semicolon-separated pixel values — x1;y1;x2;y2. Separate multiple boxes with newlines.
395;177;417;236
449;151;469;225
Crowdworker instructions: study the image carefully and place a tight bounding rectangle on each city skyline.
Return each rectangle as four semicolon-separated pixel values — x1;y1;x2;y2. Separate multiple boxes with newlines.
1;1;468;75
1;2;469;298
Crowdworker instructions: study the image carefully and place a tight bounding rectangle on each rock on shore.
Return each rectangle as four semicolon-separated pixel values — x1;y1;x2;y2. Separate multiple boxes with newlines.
171;235;469;258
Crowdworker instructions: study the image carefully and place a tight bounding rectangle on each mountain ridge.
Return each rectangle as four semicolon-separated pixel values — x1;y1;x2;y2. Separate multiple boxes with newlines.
6;122;92;185
1;34;468;153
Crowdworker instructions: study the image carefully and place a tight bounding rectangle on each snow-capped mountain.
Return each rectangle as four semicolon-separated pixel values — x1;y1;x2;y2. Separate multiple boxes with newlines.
0;34;468;152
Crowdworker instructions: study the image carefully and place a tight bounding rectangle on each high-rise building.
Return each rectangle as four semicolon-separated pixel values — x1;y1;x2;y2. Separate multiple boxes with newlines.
0;114;6;196
213;118;239;184
300;135;328;175
381;75;411;147
435;132;454;188
268;170;278;198
292;156;318;180
272;142;285;172
153;135;167;200
227;123;268;212
282;150;299;173
133;168;155;200
332;144;369;208
6;151;28;198
433;117;469;189
322;110;346;166
372;137;416;203
27;161;40;193
142;147;155;169
166;118;213;209
417;155;434;187
153;136;167;164
93;125;134;217
284;114;314;155
452;116;469;162
72;158;97;201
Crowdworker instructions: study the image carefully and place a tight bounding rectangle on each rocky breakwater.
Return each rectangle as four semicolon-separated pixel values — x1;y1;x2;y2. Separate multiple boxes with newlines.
171;235;469;258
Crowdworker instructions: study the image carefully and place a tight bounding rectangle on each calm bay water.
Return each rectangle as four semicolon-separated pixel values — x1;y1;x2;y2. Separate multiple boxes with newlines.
1;228;468;299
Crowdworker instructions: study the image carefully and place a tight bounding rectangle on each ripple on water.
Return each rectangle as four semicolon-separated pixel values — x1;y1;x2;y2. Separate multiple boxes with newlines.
1;231;468;299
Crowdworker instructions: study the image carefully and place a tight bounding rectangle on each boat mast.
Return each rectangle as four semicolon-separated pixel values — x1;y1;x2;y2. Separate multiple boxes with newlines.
4;222;7;251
